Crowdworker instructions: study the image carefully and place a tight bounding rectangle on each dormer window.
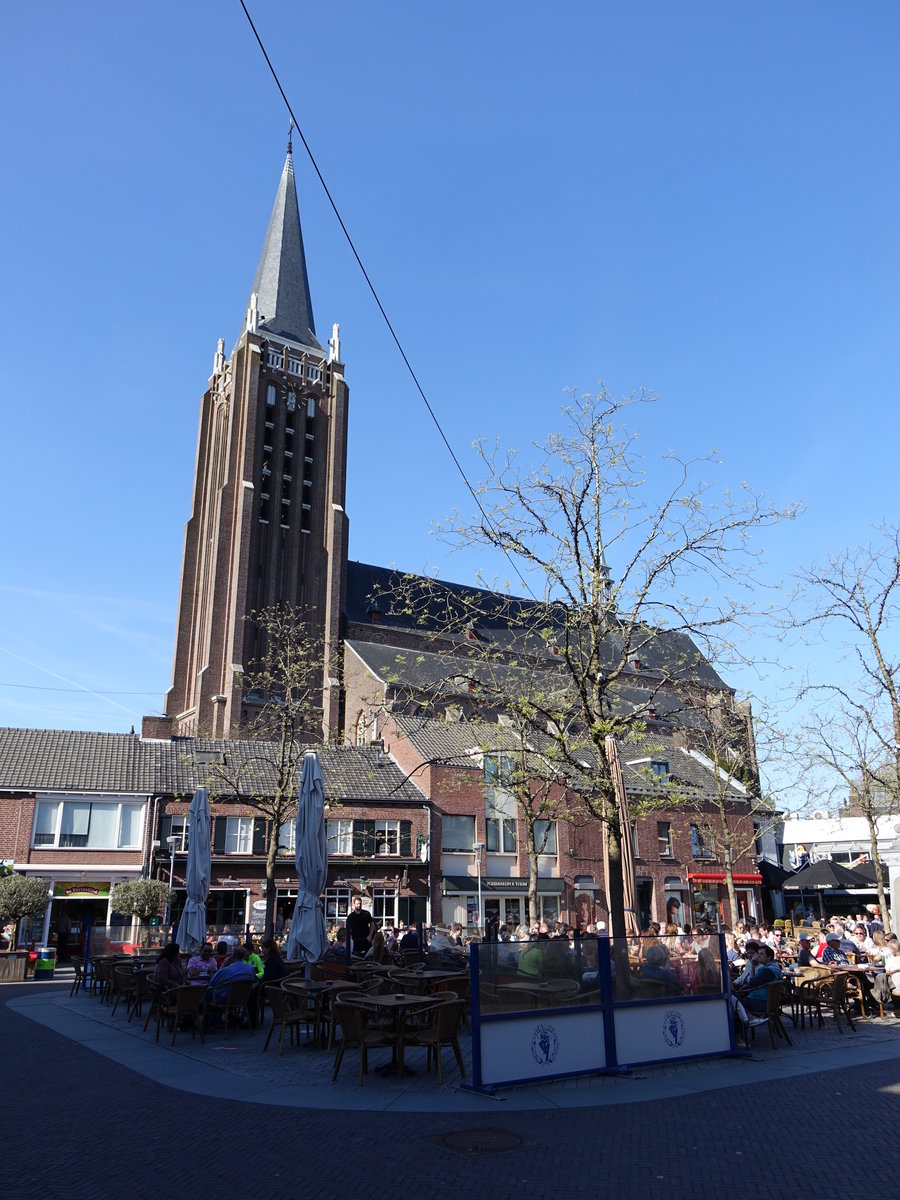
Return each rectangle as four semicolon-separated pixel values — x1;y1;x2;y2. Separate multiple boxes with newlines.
650;761;669;780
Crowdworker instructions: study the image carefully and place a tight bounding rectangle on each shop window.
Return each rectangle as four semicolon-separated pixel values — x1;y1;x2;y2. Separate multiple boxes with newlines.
372;887;398;927
325;887;350;924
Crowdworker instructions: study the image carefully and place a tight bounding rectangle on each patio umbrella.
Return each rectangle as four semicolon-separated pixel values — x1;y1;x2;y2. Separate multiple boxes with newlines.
285;750;329;964
177;786;211;953
783;859;866;891
602;736;641;938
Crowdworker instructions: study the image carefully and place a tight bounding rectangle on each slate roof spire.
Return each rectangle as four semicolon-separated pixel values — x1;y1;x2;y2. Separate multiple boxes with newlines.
246;138;323;351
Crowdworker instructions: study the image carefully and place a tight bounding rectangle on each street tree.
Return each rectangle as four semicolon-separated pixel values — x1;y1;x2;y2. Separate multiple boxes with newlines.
206;604;324;939
0;874;50;941
799;699;895;933
792;520;900;931
375;389;796;946
110;879;173;924
664;688;784;927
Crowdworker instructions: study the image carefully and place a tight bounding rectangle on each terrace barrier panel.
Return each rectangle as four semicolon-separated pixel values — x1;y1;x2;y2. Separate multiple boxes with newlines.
470;933;736;1090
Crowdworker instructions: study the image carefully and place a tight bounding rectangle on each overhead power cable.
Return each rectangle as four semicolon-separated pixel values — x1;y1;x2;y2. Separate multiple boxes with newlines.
238;0;536;601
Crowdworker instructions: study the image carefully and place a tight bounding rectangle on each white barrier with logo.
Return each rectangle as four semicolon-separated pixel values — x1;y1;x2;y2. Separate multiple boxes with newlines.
477;1009;607;1088
613;997;732;1066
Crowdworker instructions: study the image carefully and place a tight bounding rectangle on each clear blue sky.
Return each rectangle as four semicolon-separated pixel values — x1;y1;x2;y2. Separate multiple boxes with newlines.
0;2;898;760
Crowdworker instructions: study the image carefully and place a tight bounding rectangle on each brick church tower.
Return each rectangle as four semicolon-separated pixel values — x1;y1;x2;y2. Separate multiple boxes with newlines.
156;141;348;740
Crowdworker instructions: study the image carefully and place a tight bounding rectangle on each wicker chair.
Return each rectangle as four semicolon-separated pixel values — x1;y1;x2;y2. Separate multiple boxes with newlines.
154;985;206;1045
331;998;391;1085
405;996;466;1084
261;984;307;1055
69;957;87;998
111;964;138;1018
202;977;256;1037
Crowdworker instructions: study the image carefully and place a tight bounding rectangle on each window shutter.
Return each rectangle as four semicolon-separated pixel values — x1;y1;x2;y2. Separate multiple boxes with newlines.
253;818;267;856
352;821;366;857
213;817;227;854
400;821;412;857
363;820;376;857
158;813;172;842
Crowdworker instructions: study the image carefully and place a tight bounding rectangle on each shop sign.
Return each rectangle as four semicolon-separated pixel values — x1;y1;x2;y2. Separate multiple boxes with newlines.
53;882;110;899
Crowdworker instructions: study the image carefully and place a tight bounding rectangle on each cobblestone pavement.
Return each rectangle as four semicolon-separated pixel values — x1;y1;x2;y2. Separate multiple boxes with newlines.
5;978;900;1200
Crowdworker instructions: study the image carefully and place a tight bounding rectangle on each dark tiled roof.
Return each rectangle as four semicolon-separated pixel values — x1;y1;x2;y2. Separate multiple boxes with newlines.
0;729;424;806
347;639;715;732
386;716;750;805
346;561;728;691
0;728;160;793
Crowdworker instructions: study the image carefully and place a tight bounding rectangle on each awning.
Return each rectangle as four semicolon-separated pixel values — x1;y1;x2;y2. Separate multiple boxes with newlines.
442;876;565;895
688;872;762;885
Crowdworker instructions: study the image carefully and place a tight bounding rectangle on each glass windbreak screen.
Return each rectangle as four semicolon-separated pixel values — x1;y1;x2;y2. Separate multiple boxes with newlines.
477;933;726;1013
614;932;724;1001
477;937;603;1014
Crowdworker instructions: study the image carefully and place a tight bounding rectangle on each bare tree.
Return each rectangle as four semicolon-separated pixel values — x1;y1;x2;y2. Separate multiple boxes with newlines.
207;604;323;938
666;689;783;926
374;389;796;944
799;699;895;934
792;521;900;932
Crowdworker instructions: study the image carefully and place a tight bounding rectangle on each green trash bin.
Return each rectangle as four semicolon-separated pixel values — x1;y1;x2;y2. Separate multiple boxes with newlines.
33;946;56;980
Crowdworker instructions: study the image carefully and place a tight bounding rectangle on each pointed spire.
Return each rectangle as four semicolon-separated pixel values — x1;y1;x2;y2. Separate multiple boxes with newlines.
246;146;322;351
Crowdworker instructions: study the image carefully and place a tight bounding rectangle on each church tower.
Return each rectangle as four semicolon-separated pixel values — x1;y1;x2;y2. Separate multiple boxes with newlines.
157;142;348;740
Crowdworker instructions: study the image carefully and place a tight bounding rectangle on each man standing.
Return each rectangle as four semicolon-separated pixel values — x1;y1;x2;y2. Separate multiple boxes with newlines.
346;894;374;957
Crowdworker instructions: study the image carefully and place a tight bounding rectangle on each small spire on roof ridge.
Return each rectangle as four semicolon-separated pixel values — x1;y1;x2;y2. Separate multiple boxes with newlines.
287;120;294;157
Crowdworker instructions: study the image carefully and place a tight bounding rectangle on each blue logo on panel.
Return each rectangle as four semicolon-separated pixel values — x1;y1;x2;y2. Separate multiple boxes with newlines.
662;1010;686;1048
531;1023;559;1064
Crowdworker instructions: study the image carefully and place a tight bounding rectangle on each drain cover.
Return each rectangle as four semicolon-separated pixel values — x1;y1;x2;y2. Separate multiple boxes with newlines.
431;1128;527;1156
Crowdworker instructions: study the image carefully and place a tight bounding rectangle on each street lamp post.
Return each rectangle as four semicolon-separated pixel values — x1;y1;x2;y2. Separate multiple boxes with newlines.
473;842;484;933
164;835;178;933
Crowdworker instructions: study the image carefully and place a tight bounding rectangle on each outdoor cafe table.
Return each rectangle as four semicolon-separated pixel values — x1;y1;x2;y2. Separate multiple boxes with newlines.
282;978;340;1046
354;992;438;1076
387;968;464;994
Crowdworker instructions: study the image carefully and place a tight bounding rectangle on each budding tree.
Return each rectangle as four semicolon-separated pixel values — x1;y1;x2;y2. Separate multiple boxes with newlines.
376;389;795;946
207;604;324;938
792;521;900;932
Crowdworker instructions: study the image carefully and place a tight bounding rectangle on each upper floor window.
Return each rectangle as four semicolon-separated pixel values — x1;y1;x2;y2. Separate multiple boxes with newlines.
33;798;144;850
159;813;190;852
266;383;276;407
484;753;515;788
486;815;517;854
650;761;669;780
224;816;254;855
534;819;557;856
657;821;672;857
326;818;353;856
442;815;476;852
374;820;400;856
690;824;713;860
